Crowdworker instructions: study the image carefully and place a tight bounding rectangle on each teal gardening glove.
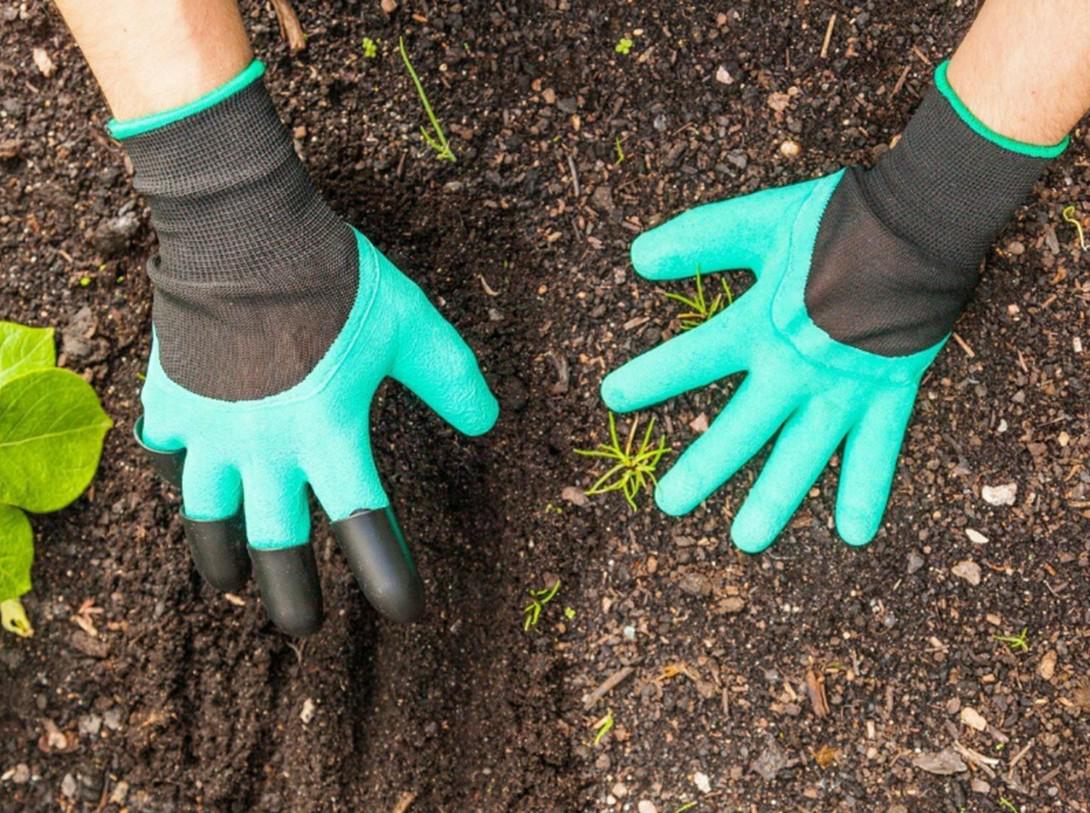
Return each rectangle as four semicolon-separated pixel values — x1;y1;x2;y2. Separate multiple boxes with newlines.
603;62;1067;553
114;62;498;635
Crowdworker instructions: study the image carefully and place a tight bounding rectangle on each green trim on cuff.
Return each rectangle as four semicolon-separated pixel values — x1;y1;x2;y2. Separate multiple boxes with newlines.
935;60;1068;159
107;60;266;141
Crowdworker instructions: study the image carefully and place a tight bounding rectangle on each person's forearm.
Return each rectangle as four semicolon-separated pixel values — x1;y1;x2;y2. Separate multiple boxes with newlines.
948;0;1090;145
52;0;251;120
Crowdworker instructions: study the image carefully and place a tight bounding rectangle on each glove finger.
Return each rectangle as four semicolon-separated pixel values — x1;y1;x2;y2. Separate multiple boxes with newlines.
601;304;750;412
243;467;322;636
835;389;916;546
179;452;248;592
133;416;184;488
631;182;813;281
730;400;851;554
307;445;424;623
390;294;498;437
655;374;795;516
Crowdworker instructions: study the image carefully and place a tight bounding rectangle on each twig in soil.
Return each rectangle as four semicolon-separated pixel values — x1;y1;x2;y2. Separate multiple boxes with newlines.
592;708;614;746
951;332;976;358
805;668;829;718
1062;205;1088;249
820;13;836;58
663;268;733;331
269;0;307;53
566;153;580;197
392;791;416;813
398;37;456;163
575;412;670;510
583;666;634;710
889;65;912;100
523;579;561;631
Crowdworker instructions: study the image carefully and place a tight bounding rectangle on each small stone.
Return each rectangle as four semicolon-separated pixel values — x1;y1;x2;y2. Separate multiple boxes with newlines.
102;708;123;731
779;139;801;159
380;0;397;13
715;65;734;85
61;773;77;799
638;802;658;813
689;413;709;433
110;780;130;804
751;735;791;781
560;487;589;507
693;771;711;793
32;47;55;77
610;782;628;798
965;528;989;545
951;559;982;587
1038;650;1057;681
960;706;987;731
11;764;30;784
92;211;140;257
678;572;711;598
912;748;967;775
726;151;748;170
767;92;791;112
78;714;101;737
300;698;316;724
907;550;925;574
1007;240;1025;255
594;753;611;771
982;483;1017;506
622;625;636;641
970;778;991;794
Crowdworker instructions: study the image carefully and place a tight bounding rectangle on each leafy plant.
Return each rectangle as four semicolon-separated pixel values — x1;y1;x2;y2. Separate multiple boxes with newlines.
615;37;634;55
523;578;561;631
398;36;456;163
1062;204;1087;250
361;37;378;59
575;412;670;510
0;322;111;636
592;708;614;746
994;628;1030;653
664;268;733;331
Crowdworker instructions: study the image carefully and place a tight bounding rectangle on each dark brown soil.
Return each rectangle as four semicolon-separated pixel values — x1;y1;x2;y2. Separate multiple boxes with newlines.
2;1;1088;811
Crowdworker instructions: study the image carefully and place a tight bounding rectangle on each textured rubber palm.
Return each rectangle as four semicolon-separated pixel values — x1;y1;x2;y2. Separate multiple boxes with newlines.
138;230;499;551
602;172;943;553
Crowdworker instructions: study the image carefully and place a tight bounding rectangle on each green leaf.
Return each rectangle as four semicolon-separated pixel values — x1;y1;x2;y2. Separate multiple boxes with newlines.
0;368;112;512
0;504;32;602
0;321;55;387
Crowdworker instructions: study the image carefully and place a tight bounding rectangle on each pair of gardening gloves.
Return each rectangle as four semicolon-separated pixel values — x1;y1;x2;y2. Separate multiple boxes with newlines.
117;60;1064;635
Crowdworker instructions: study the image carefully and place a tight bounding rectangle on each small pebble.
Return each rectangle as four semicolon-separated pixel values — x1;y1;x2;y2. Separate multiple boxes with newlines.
693;771;711;793
638;802;658;813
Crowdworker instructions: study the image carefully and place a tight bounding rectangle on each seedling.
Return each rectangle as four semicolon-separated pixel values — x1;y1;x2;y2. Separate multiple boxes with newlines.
664;268;733;331
575;412;670;511
998;798;1019;813
994;627;1030;654
0;321;111;636
361;37;378;58
675;804;697;813
592;709;614;746
1062;205;1087;250
564;606;576;620
523;578;561;631
614;135;625;165
615;37;634;55
398;36;456;163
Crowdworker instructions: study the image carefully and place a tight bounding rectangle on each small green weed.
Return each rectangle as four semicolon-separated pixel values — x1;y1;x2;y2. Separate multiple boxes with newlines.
994;627;1030;653
1062;205;1087;250
614;135;625;165
523;579;561;631
675;804;697;813
361;37;378;58
575;413;670;510
998;798;1019;813
615;37;634;55
398;37;456;162
664;268;733;331
592;709;614;746
564;606;576;620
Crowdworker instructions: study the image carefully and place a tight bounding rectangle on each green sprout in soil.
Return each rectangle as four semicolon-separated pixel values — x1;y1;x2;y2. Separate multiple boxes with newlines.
994;627;1030;653
998;798;1019;813
398;36;456;163
575;412;670;511
361;37;378;58
564;606;576;620
1062;204;1087;250
523;578;561;631
592;709;614;746
615;37;634;55
614;135;625;165
675;804;698;813
664;268;733;331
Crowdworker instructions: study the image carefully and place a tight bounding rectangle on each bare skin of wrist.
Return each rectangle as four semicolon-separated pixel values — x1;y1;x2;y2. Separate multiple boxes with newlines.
948;0;1090;145
52;0;251;121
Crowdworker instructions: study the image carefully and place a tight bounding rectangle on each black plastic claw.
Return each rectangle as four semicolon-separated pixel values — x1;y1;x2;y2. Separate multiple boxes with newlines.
333;508;424;624
133;416;184;488
182;511;250;593
249;544;324;637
